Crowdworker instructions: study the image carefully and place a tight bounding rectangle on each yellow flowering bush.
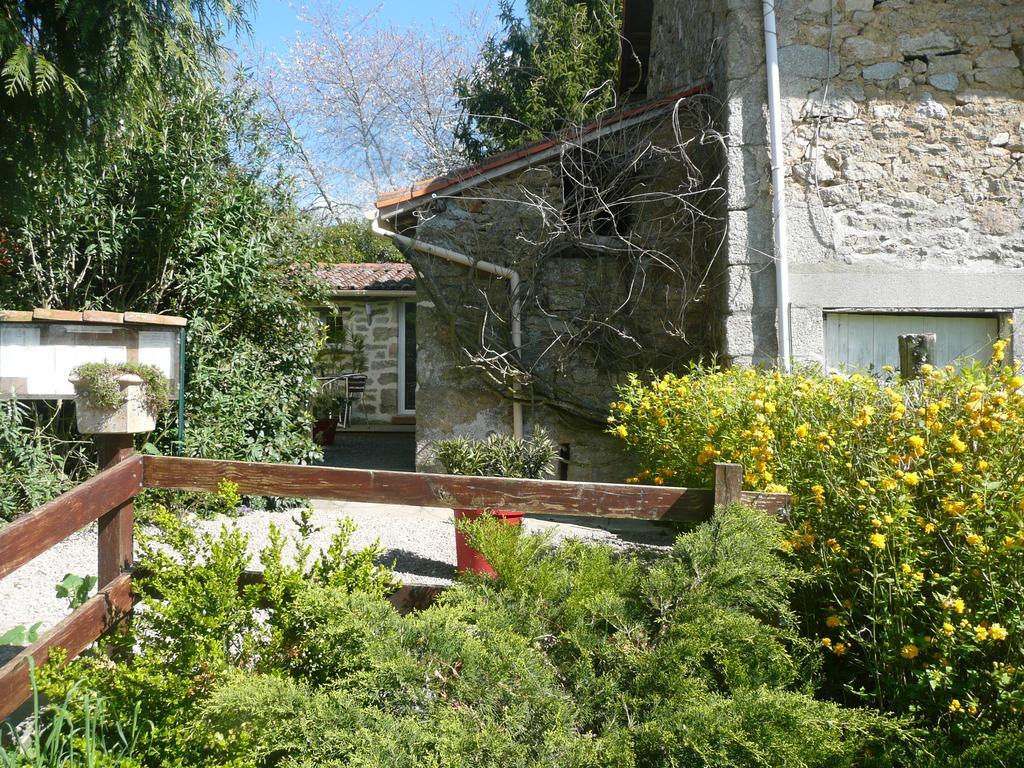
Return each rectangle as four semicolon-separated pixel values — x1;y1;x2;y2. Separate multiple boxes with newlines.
609;348;1024;740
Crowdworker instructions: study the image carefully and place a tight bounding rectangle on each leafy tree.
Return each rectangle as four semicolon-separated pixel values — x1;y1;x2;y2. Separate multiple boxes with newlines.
297;221;403;264
0;0;249;217
456;0;623;161
0;0;324;475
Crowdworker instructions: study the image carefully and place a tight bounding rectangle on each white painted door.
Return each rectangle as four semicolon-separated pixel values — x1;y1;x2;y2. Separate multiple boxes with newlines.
824;313;1000;372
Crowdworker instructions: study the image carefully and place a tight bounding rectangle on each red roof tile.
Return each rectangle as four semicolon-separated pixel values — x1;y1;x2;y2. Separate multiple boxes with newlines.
375;82;710;212
318;262;416;292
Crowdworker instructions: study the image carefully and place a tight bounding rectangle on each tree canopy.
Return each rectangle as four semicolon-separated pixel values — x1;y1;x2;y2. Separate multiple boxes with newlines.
0;0;323;470
455;0;623;161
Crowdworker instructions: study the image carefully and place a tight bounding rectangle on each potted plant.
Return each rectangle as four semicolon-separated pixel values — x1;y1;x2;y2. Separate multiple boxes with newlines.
435;427;559;576
311;390;343;446
69;362;170;434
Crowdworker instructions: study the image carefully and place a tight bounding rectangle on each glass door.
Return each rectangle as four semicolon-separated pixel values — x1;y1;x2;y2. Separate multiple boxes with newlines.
398;301;416;413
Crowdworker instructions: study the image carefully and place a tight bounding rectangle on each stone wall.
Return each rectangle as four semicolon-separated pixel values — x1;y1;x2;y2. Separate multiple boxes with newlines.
777;0;1024;364
650;0;780;366
402;114;718;481
650;0;1024;365
326;297;405;423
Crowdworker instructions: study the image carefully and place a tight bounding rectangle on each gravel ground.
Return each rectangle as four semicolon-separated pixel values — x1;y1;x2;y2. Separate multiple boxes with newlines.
0;499;673;656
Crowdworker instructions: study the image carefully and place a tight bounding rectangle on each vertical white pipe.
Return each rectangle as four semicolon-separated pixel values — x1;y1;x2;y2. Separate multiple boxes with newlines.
763;0;792;372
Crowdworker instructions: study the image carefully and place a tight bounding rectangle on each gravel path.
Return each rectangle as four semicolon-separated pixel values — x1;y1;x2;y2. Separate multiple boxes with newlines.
1;500;673;651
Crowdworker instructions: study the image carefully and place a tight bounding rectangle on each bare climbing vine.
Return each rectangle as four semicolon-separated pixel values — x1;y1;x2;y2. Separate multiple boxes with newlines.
406;92;728;425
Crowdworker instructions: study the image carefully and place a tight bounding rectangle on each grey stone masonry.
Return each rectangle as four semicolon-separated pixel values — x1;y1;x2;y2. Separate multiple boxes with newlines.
651;0;1024;366
327;297;408;423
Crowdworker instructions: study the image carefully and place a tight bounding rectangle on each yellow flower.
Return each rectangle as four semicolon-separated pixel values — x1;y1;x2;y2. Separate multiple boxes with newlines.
615;425;628;439
943;498;967;517
993;338;1007;363
653;476;664;485
869;533;886;550
975;625;989;642
966;533;983;546
826;615;841;628
902;472;921;487
908;435;926;450
900;563;912;574
821;637;832;648
949;435;967;453
833;642;848;656
990;623;1008;641
901;644;919;659
924;523;936;534
942;622;955;637
950;461;964;474
949;699;963;713
794;424;810;439
954;598;966;614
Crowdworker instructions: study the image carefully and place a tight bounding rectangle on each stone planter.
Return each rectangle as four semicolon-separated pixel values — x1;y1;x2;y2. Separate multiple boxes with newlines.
69;373;157;434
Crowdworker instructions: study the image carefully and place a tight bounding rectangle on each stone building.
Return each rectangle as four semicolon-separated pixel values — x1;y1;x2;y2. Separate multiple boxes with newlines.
636;0;1024;367
375;0;1024;481
316;263;417;426
375;93;721;478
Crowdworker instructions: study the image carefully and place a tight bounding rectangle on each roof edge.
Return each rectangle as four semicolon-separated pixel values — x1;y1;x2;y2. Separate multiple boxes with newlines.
376;81;711;214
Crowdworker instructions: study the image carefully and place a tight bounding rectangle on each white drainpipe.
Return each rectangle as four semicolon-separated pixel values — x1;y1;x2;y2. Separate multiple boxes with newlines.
763;0;792;372
370;212;525;438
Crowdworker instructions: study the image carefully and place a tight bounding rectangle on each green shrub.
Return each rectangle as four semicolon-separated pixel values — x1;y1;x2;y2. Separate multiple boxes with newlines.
41;498;926;767
40;506;394;767
609;353;1024;746
1;663;143;768
0;400;90;523
436;426;559;478
2;76;323;469
201;505;911;768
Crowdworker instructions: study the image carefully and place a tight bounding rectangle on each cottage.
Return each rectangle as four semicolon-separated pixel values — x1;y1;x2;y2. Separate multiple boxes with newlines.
374;0;1024;481
315;262;417;427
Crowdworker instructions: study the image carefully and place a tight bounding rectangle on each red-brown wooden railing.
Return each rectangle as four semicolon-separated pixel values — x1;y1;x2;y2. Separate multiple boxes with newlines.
0;456;789;721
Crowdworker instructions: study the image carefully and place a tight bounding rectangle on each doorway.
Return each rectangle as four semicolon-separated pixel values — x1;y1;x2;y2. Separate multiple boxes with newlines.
398;301;416;414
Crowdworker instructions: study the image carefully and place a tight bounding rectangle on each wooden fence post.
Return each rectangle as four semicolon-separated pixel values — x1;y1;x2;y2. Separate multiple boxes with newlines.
95;434;135;589
713;462;743;508
898;333;936;381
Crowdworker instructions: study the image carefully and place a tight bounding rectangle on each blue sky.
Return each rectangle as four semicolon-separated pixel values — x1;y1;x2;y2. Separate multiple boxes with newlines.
237;0;524;56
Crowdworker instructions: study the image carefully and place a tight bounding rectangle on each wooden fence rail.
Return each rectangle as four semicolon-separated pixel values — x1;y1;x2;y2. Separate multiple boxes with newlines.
0;455;790;722
0;457;142;582
143;456;790;523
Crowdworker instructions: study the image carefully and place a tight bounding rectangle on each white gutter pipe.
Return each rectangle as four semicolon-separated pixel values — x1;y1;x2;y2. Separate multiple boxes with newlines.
370;212;524;438
763;0;792;372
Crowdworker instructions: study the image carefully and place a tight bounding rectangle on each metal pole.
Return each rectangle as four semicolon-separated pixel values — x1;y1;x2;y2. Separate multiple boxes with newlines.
176;325;186;455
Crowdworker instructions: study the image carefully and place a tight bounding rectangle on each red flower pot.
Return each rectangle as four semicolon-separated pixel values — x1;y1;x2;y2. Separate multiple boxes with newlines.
312;418;338;446
453;508;524;576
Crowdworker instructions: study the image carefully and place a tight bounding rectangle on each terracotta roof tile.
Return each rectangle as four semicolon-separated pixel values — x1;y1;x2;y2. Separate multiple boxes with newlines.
318;262;416;292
